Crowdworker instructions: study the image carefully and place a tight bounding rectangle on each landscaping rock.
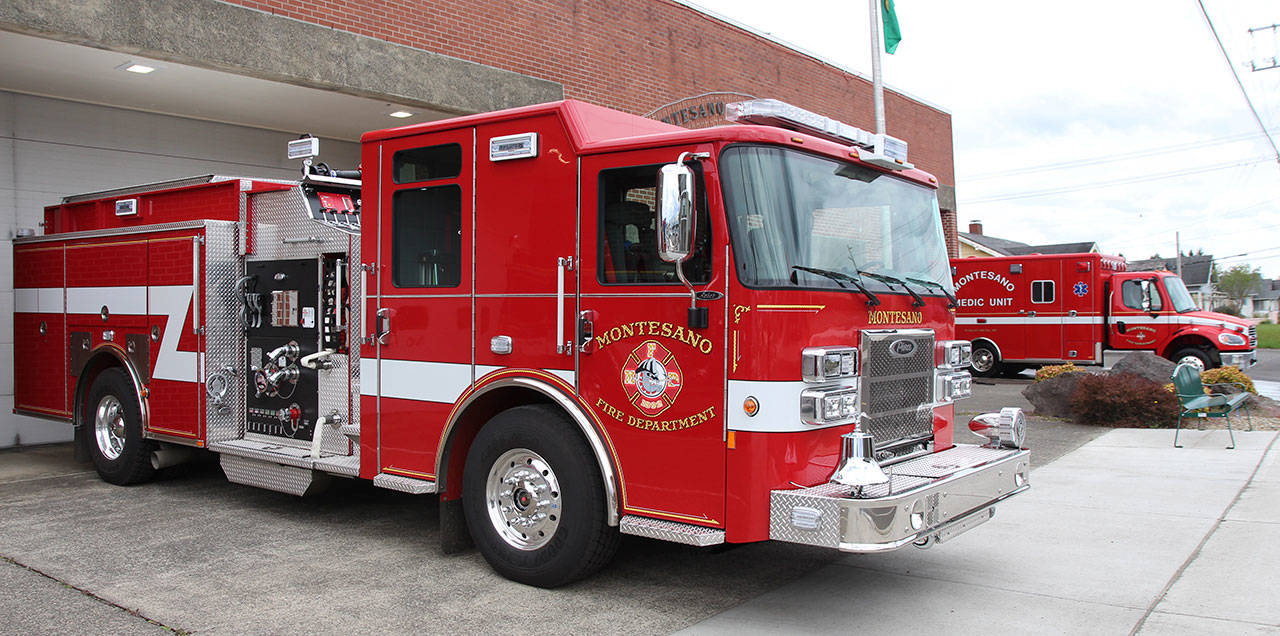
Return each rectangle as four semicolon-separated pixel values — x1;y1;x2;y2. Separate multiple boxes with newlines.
1022;371;1088;418
1109;352;1177;384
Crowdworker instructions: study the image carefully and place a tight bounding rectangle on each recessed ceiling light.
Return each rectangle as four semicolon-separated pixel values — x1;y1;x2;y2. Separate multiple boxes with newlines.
116;62;157;74
389;111;413;119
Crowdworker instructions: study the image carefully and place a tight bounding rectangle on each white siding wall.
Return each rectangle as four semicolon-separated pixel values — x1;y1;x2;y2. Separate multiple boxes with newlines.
1;91;360;447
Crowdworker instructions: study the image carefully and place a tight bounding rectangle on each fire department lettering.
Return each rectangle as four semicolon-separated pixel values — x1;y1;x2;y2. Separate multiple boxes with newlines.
622;340;683;416
594;320;714;354
868;310;923;325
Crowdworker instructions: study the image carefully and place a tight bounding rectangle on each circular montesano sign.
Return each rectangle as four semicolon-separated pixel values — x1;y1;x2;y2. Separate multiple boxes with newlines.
622;340;683;416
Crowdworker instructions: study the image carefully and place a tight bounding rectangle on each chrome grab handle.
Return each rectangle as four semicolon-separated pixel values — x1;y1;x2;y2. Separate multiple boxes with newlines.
191;235;202;335
556;256;574;354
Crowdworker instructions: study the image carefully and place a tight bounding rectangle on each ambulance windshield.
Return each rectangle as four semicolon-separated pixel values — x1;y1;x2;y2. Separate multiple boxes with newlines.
720;145;953;294
1163;276;1198;313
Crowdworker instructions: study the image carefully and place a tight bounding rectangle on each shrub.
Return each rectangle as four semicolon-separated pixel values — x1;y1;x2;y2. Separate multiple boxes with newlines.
1069;373;1179;428
1035;363;1085;382
1200;366;1257;395
1213;303;1242;317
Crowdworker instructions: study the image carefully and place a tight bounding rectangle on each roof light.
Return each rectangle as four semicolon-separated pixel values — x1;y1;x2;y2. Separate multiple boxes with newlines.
117;62;156;74
726;98;912;170
388;111;413;119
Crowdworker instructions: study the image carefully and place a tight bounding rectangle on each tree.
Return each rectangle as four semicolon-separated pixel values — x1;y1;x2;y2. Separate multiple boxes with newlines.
1216;264;1262;305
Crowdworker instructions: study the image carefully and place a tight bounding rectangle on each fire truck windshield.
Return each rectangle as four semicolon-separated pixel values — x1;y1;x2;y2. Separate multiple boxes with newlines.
720;145;952;295
1163;276;1198;313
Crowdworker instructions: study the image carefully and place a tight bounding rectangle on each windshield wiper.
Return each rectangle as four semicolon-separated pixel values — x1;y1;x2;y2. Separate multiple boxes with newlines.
858;270;925;307
792;265;880;307
905;276;958;309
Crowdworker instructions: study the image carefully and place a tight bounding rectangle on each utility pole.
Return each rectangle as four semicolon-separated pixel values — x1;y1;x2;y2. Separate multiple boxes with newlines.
1198;1;1280;167
868;0;885;135
1176;232;1183;278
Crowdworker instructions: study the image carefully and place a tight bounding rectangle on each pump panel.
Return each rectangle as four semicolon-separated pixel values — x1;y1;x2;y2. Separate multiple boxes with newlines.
244;258;321;440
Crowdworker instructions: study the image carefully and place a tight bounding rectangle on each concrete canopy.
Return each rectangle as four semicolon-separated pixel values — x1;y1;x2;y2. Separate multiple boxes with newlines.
0;0;563;140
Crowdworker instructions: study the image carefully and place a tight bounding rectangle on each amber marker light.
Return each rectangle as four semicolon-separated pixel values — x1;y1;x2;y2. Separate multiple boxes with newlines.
743;396;760;417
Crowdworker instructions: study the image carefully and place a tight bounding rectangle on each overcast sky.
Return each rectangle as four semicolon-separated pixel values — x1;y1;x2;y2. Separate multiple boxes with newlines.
685;0;1280;278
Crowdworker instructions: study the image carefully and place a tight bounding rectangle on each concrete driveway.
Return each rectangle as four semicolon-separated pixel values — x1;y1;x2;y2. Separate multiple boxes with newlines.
1;383;1275;634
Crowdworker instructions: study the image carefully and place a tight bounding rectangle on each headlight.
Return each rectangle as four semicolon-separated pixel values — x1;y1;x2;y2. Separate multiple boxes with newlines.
934;370;973;403
802;346;858;382
800;385;860;425
1218;332;1247;346
939;340;972;369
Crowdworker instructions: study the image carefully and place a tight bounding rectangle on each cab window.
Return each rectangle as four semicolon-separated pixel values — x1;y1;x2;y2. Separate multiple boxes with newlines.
392;185;461;287
597;164;711;285
1121;279;1162;312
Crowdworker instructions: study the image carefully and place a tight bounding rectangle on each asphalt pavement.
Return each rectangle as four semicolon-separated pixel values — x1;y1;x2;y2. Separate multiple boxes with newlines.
0;369;1276;634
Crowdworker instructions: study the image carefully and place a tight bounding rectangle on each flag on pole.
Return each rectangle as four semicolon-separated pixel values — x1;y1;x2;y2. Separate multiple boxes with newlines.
882;0;902;54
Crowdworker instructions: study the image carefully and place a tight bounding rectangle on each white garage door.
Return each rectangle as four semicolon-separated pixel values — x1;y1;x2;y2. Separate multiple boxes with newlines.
1;90;360;447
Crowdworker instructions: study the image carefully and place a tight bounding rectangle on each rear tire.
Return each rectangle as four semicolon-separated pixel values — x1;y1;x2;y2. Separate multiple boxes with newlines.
462;405;619;588
85;368;156;485
970;343;1001;378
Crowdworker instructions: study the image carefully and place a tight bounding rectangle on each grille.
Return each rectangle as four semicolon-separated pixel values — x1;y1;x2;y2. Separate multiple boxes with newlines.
860;329;935;451
1249;325;1257;348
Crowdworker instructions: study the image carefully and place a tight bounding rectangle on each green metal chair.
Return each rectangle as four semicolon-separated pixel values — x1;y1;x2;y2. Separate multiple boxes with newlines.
1171;363;1251;449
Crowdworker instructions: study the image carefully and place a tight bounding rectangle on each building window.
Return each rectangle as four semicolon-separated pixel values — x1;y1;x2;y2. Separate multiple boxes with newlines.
1031;280;1055;304
392;185;462;287
393;144;462;184
597;164;711;285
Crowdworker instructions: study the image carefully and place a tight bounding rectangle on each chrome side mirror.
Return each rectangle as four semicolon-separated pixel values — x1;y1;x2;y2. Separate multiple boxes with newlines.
656;159;697;264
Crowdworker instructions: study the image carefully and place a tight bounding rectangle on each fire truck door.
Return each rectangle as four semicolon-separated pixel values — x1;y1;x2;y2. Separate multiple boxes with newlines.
1062;258;1100;362
146;233;204;440
578;150;727;527
373;131;473;480
1109;274;1164;350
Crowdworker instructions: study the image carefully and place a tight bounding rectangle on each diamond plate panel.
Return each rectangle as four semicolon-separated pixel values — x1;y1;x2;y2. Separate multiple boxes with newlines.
619;516;726;546
316;354;354;456
204;220;245;445
372;473;437;494
247;188;352;262
891;445;1017;478
770;489;844;548
220;454;321;496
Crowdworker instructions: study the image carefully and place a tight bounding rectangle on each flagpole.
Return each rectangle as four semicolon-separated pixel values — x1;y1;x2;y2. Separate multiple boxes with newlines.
869;0;886;135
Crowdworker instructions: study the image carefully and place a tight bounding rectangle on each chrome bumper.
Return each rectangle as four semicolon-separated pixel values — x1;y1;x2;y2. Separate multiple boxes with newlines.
769;444;1030;552
1221;350;1256;369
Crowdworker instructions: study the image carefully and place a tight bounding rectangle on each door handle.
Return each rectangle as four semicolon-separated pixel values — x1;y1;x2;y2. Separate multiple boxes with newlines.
578;310;597;354
376;308;391;345
1117;321;1126;334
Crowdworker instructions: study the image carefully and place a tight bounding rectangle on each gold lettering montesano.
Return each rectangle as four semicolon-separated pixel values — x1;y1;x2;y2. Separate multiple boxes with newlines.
594;320;714;354
867;310;923;325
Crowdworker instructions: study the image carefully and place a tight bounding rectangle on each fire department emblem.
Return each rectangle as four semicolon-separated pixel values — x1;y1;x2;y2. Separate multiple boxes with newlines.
622;340;683;416
1073;281;1089;297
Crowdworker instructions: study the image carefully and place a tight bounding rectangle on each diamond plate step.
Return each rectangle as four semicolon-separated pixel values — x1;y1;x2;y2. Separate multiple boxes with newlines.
619;515;725;546
373;473;437;494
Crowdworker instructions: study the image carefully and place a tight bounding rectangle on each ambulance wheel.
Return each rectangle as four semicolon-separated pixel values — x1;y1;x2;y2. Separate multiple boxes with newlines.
86;368;157;486
970;343;1001;378
462;405;619;588
1171;348;1211;372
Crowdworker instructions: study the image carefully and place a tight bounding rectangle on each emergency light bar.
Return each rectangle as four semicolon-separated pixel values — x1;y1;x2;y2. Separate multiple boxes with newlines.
725;99;912;170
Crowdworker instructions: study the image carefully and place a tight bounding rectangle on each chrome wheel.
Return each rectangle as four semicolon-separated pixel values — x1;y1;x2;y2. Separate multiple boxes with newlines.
94;395;127;460
1177;354;1206;372
485;448;562;550
971;347;995;373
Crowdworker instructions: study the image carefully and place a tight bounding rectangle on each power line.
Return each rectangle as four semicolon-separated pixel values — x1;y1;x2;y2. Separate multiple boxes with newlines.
1198;0;1280;167
962;127;1279;182
961;156;1272;204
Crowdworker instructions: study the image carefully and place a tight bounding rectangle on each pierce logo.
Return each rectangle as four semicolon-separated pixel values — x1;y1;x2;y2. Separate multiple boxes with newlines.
622;340;683;416
889;339;917;357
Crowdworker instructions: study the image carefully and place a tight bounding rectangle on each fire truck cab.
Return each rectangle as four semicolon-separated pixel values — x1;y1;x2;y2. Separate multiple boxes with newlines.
14;99;1030;587
952;252;1257;376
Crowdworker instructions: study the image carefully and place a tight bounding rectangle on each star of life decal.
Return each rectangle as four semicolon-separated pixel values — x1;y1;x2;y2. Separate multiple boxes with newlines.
1073;281;1089;297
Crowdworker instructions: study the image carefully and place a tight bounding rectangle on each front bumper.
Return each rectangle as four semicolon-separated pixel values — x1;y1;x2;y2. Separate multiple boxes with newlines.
769;444;1030;552
1221;350;1256;369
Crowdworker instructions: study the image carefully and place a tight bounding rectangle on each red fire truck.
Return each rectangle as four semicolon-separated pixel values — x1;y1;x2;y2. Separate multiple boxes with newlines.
952;252;1257;377
13;98;1030;587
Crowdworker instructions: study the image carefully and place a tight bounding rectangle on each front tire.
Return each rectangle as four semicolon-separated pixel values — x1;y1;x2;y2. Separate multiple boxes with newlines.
86;368;156;485
462;405;619;588
1171;347;1211;372
970;343;1001;378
